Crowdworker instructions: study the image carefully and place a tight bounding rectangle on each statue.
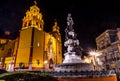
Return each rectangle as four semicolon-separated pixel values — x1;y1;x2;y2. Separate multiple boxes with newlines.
65;13;74;40
55;13;94;72
67;13;74;30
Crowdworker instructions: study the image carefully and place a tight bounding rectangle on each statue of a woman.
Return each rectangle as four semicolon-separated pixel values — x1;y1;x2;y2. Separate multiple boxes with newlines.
67;13;74;30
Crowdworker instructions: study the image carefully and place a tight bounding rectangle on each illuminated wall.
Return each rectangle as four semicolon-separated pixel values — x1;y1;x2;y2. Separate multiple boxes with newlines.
44;33;51;62
15;27;62;68
0;39;15;57
52;21;62;64
32;28;44;67
15;28;33;67
3;1;62;70
56;41;62;64
44;33;62;65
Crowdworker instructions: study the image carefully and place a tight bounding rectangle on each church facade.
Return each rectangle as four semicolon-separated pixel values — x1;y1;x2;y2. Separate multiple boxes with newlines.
0;1;62;70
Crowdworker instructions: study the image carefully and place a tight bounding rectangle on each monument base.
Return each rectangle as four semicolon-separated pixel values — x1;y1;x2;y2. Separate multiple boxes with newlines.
55;63;94;72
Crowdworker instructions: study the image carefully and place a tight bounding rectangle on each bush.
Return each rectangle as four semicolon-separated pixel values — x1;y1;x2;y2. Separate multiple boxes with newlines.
0;72;59;81
0;69;7;74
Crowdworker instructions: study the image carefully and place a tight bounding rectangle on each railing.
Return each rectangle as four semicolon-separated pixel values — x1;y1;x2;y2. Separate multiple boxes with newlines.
27;70;116;78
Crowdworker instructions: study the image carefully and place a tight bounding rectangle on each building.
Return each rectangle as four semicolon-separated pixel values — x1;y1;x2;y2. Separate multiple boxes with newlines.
0;1;62;70
96;28;120;71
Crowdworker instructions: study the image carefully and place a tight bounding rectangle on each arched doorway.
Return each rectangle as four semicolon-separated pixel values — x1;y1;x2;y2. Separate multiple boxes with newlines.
49;58;54;69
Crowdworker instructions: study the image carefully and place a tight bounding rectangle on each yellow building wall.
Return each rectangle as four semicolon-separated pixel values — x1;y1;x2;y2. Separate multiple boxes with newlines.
52;37;56;63
5;57;14;70
13;38;19;56
56;41;62;64
52;32;62;64
0;39;18;69
44;33;56;63
52;33;62;64
0;40;15;57
32;28;45;67
44;32;62;65
15;28;33;67
44;33;51;61
15;27;62;68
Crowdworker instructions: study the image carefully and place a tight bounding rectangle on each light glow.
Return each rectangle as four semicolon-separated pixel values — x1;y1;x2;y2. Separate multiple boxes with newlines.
89;50;101;57
44;60;48;64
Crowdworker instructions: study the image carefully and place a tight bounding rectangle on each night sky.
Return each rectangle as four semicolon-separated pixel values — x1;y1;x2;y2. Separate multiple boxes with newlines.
0;0;120;50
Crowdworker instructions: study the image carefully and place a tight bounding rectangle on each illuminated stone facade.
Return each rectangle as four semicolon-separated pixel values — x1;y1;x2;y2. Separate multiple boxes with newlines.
22;1;44;31
0;1;62;70
96;29;120;71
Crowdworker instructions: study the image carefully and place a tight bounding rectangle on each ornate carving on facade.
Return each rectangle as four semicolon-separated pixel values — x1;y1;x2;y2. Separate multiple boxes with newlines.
22;1;44;30
47;37;55;63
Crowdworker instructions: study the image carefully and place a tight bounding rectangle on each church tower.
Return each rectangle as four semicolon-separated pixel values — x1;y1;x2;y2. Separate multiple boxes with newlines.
52;20;61;42
52;21;62;64
15;1;62;70
22;1;44;31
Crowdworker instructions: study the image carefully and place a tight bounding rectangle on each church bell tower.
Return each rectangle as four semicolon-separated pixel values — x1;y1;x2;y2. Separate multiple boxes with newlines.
15;1;45;68
22;1;44;31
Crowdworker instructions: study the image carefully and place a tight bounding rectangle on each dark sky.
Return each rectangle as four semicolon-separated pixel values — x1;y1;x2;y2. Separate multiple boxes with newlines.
0;0;120;50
